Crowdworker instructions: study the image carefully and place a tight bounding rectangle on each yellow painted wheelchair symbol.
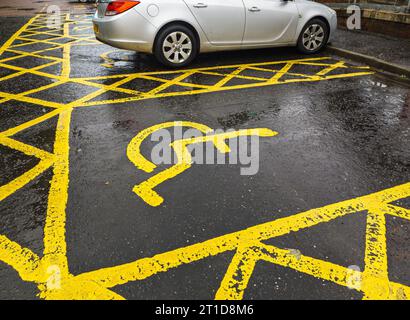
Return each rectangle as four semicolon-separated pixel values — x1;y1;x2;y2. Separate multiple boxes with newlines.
127;121;278;206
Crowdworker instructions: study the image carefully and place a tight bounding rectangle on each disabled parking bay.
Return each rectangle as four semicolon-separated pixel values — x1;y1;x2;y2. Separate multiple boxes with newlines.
0;9;409;300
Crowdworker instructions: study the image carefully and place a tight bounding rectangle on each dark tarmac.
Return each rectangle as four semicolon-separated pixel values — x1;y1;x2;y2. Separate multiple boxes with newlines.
0;4;409;300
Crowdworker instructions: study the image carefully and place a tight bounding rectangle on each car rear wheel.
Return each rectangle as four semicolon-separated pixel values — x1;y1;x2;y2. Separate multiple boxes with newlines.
154;25;198;68
297;19;329;54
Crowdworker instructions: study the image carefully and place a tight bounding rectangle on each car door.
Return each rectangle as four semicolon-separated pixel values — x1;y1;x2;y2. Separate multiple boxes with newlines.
242;0;299;44
183;0;246;45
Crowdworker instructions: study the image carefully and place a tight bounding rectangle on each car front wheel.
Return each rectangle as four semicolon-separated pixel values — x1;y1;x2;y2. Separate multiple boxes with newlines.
297;19;329;54
154;25;198;68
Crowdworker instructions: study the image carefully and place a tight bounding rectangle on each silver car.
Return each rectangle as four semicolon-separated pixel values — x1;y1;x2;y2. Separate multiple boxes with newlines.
93;0;337;67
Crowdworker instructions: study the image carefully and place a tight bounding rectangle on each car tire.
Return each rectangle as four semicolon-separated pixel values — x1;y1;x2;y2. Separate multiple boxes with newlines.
297;19;329;54
154;24;198;68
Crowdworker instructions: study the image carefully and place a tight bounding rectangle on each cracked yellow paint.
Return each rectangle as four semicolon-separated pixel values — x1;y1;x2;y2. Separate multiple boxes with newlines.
0;12;407;300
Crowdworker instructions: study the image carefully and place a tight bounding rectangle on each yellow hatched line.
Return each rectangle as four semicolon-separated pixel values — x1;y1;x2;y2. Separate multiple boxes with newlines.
0;134;56;202
0;159;54;202
41;108;72;279
0;108;63;137
216;241;365;300
0;49;63;63
64;74;143;107
72;56;373;108
81;56;334;81
144;71;197;96
61;13;71;79
10;38;56;49
384;204;410;221
214;66;247;87
135;74;211;89
269;62;294;83
0;135;54;160
0;80;67;109
0;235;40;282
74;78;145;96
25;26;63;33
197;70;269;82
0;91;64;109
361;207;389;299
317;60;346;76
247;65;321;80
18;32;82;42
9;37;93;59
72;183;409;291
0;16;38;57
0;70;26;83
20;29;64;37
0;60;62;81
297;61;348;67
36;13;73;284
78;70;374;108
215;246;259;300
257;243;362;290
15;36;76;47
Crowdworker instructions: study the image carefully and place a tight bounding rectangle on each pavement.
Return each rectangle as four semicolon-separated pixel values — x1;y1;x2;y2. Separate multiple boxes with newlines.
330;28;410;70
0;2;409;300
326;2;410;14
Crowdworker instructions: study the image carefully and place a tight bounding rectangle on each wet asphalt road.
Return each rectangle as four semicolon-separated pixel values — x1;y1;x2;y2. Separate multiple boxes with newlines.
0;4;409;300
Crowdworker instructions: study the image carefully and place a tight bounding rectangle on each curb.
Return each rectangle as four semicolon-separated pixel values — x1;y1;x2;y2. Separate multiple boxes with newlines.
325;45;410;81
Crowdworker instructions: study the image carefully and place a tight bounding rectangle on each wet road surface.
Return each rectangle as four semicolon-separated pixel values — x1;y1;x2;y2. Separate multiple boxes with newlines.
0;4;409;300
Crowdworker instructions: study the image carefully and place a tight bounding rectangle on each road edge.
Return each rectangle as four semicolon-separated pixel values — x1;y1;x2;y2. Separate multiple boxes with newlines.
325;45;410;83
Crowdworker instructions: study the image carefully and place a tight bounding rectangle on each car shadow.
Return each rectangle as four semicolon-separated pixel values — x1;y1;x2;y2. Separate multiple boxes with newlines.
121;46;328;72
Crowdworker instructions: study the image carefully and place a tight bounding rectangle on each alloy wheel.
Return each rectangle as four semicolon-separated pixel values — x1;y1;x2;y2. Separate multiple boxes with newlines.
302;24;325;51
162;31;193;64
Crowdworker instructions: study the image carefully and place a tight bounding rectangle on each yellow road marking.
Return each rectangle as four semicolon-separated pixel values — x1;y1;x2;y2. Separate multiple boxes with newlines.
316;60;346;76
385;204;410;221
268;62;294;83
1;13;403;301
61;14;71;79
0;235;40;282
0;160;53;202
1;108;63;137
128;122;277;206
127;121;229;173
0;16;38;57
100;49;117;68
41;108;72;281
71;183;410;300
362;207;389;299
216;246;258;300
215;66;247;87
0;60;62;81
0;49;64;63
0;135;54;160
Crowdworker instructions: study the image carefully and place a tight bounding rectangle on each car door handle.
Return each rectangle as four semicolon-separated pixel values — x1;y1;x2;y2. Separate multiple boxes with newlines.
248;6;261;12
193;3;208;8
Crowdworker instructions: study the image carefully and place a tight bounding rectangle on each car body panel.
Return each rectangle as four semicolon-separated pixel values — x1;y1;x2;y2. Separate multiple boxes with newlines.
242;0;299;45
183;0;245;45
93;8;157;52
